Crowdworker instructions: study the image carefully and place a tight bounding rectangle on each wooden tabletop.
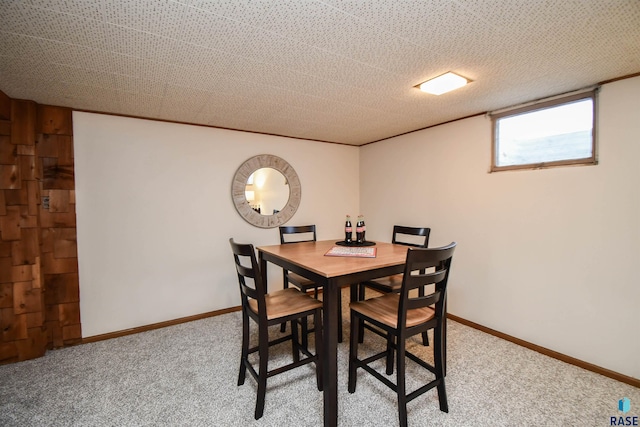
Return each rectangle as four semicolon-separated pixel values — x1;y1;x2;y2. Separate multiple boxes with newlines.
257;240;408;278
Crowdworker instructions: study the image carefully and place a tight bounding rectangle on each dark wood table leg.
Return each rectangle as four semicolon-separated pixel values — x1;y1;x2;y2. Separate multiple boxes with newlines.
258;253;268;292
322;278;338;427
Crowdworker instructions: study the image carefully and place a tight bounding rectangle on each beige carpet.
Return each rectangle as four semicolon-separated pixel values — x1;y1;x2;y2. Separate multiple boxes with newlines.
1;289;638;426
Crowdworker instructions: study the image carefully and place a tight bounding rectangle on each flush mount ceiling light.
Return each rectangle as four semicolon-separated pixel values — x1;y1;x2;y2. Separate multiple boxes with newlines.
418;72;470;95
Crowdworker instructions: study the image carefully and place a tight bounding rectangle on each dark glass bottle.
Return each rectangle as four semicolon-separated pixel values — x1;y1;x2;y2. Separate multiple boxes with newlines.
361;215;366;242
356;215;364;243
345;215;353;243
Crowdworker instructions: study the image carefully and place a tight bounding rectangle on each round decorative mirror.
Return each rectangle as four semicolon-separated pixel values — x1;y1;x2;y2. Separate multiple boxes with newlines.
232;155;301;228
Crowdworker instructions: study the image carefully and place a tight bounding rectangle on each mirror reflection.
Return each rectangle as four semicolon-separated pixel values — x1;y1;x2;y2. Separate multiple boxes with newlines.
245;168;290;215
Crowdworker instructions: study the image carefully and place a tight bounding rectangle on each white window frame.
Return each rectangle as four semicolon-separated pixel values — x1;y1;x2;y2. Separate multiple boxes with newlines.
491;90;597;172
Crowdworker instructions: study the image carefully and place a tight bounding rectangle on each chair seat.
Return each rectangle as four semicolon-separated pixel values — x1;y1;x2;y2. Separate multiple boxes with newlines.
350;293;434;329
365;273;404;292
288;272;318;290
249;288;323;320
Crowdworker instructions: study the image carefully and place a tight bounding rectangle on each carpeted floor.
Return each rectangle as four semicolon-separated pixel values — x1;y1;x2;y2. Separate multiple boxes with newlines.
1;289;638;427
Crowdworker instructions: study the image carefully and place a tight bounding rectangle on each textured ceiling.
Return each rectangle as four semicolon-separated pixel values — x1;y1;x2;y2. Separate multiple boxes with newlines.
1;0;639;146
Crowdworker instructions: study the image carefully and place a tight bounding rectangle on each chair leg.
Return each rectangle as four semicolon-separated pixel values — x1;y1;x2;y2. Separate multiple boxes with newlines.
357;284;366;343
396;335;408;427
419;286;429;346
434;324;449;413
385;332;394;375
238;311;249;386
301;317;309;350
280;281;289;333
421;331;430;346
337;289;343;343
443;314;447;376
255;323;269;420
314;309;323;391
348;284;361;342
348;310;359;394
291;318;300;363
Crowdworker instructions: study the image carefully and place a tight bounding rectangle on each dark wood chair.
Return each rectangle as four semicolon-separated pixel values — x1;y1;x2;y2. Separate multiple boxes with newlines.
279;225;319;297
229;238;323;420
356;226;430;345
348;242;456;427
279;225;345;343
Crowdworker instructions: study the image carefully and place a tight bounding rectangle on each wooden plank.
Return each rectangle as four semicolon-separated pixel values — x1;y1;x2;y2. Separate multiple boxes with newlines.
0;308;28;341
45;303;59;321
41;157;74;190
0;257;11;283
0;282;12;308
0;165;21;189
0;206;21;241
53;227;77;259
0;120;11;136
19;154;36;181
13;281;41;314
47;320;63;348
27;180;39;215
37;135;74;164
43;272;79;303
0;205;38;240
32;256;41;288
0;91;10;120
0;121;10;136
0;342;18;363
48;189;69;213
35;155;43;182
10;100;36;145
3;188;28;205
17;144;35;156
41;252;78;274
37;105;72;135
58;302;80;326
0;136;16;164
26;310;43;328
36;134;58;157
61;323;81;343
40;228;54;253
58;136;74;163
11;227;38;265
39;209;76;228
0;189;5;215
0;262;35;284
16;327;47;360
18;205;37;228
0;241;10;257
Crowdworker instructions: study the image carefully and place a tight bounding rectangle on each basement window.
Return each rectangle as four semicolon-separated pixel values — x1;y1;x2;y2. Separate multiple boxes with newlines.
491;90;597;172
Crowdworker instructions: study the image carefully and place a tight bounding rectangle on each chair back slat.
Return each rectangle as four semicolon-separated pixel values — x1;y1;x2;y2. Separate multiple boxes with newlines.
403;269;446;310
279;225;317;244
397;242;456;328
229;238;267;318
392;225;431;248
279;225;318;291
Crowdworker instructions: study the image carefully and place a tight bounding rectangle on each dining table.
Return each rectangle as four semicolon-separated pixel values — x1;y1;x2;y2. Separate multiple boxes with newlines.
257;239;410;427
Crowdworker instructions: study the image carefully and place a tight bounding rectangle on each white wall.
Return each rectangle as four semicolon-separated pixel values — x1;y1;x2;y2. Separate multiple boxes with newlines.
73;113;359;337
360;76;640;378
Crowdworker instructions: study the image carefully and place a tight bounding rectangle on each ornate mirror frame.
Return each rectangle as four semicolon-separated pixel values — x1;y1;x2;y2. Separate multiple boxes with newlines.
232;154;301;228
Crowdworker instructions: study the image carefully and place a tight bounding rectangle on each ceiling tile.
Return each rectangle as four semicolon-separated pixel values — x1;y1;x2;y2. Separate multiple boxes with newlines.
1;0;638;145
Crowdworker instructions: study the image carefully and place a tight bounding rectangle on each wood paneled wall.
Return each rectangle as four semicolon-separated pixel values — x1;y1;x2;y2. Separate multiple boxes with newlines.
0;90;80;364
